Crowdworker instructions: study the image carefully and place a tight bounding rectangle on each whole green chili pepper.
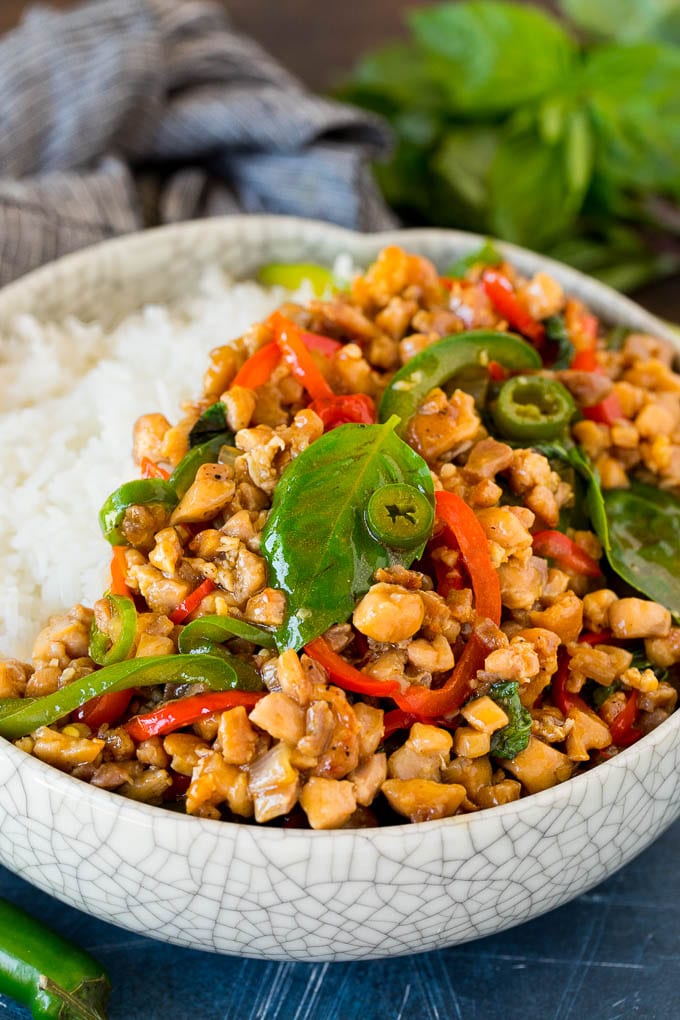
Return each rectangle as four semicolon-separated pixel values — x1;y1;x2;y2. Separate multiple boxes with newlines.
99;479;178;545
378;330;542;435
0;654;242;740
0;897;110;1019
365;482;434;550
492;375;576;440
169;434;237;499
88;594;137;666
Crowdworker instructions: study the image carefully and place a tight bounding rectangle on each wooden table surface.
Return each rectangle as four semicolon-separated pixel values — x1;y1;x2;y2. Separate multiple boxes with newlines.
3;0;676;321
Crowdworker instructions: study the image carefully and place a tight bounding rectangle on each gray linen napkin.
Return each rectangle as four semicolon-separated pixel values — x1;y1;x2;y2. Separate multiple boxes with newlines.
0;0;395;286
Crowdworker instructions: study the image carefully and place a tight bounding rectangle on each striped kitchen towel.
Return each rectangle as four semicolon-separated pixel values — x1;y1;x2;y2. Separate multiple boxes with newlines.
0;0;395;285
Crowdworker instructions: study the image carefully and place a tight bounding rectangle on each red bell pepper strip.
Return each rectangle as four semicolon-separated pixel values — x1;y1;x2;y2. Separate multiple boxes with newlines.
579;313;599;345
109;546;131;598
532;530;603;578
570;348;599;372
382;707;461;737
127;690;265;741
169;578;216;625
230;341;281;390
482;269;545;346
301;331;342;356
73;690;134;730
567;316;623;423
140;457;170;480
584;393;624;426
387;491;502;719
393;631;490;719
309;493;501;721
434;491;501;625
382;709;419;739
269;311;334;401
164;772;191;801
578;630;614;645
309;393;376;431
304;637;402;698
551;649;589;715
607;690;642;747
487;360;508;382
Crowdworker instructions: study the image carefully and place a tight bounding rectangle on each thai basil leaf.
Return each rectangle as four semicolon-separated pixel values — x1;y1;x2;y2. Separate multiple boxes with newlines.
607;325;631;351
629;650;669;684
533;440;610;552
544;313;575;370
433;128;500;225
590;682;619;709
559;0;679;45
261;418;435;651
488;117;592;249
445;238;502;279
603;482;680;619
188;402;232;448
409;2;576;116
488;681;532;759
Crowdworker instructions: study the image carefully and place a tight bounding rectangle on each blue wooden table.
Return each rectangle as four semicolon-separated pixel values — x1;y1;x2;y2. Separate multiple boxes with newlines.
1;817;677;1020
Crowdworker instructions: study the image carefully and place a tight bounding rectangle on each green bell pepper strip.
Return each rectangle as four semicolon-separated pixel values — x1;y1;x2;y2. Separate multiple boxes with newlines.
378;330;542;436
0;897;110;1019
365;482;434;550
0;654;244;740
99;479;178;545
492;375;576;441
257;262;336;296
168;434;236;499
88;594;137;666
177;613;277;651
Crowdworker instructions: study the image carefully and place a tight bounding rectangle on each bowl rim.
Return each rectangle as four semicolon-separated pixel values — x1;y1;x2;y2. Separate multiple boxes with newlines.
1;212;678;842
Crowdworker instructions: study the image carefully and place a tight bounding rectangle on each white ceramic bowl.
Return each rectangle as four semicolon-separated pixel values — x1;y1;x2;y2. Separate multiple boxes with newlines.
0;216;678;962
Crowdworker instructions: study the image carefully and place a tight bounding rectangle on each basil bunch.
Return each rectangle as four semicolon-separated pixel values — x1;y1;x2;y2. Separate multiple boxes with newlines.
341;0;680;290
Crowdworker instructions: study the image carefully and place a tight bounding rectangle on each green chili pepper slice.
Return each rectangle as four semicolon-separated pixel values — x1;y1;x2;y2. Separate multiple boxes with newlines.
492;375;576;440
169;434;237;499
99;479;178;545
378;331;542;436
177;615;271;691
366;483;435;550
0;897;110;1020
257;262;335;296
0;654;244;740
88;594;137;666
178;614;277;651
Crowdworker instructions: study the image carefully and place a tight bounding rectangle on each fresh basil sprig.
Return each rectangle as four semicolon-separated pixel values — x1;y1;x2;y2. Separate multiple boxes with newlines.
341;0;680;289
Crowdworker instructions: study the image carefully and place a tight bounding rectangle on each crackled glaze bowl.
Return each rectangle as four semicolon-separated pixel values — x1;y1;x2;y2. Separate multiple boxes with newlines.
0;216;678;961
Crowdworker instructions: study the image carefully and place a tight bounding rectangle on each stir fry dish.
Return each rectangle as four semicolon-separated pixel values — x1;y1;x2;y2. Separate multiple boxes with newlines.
1;245;679;829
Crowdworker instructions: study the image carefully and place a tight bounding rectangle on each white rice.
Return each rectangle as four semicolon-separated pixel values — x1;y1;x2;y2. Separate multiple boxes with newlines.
0;266;323;660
